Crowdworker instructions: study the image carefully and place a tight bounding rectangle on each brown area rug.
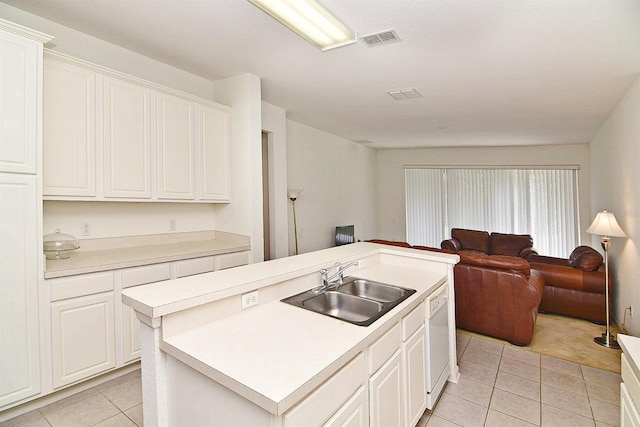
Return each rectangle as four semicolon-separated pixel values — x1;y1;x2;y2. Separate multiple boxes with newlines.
459;313;622;373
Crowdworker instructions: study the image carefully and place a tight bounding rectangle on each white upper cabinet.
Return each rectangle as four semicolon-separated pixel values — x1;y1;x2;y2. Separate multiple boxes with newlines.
156;92;195;199
0;28;38;174
103;76;152;198
41;52;231;203
198;103;231;201
43;58;96;196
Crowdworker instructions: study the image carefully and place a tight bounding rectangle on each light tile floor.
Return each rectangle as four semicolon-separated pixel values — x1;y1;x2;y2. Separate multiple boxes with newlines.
0;370;143;427
1;333;622;427
417;333;622;427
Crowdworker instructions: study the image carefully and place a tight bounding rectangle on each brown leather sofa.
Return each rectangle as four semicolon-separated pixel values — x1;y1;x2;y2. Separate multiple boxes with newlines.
367;238;543;345
441;228;538;259
453;252;544;345
526;246;607;323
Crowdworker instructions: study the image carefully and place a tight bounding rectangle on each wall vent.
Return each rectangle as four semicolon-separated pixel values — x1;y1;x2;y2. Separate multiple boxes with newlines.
361;29;400;47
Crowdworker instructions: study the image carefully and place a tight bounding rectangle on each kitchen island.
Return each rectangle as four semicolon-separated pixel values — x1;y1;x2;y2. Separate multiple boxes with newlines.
122;242;459;427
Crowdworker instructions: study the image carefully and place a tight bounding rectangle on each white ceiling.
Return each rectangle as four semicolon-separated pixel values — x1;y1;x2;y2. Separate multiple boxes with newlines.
4;0;640;148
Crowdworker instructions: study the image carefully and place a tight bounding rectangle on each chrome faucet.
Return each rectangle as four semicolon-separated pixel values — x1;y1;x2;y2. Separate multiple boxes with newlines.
314;261;359;293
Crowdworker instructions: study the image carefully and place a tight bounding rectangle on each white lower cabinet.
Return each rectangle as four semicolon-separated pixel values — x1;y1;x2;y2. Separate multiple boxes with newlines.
621;351;640;427
46;253;248;391
323;386;368;427
51;292;115;388
369;350;403;427
284;353;365;427
622;383;640;427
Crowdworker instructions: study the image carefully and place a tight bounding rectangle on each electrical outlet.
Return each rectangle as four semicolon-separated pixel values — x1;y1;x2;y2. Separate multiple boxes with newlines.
170;219;176;231
241;290;259;309
81;221;91;236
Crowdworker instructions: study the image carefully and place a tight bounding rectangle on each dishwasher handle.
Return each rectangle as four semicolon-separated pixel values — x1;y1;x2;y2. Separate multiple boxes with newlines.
426;285;448;319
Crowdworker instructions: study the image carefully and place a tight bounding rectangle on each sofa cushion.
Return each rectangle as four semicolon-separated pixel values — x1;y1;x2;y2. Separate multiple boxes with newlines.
489;232;534;257
568;246;603;271
459;252;531;277
451;228;490;253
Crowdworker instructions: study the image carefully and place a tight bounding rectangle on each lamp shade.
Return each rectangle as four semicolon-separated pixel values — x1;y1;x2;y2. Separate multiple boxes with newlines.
586;210;627;238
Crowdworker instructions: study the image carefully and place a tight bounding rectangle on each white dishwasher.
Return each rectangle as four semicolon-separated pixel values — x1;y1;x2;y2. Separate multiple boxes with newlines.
425;283;449;409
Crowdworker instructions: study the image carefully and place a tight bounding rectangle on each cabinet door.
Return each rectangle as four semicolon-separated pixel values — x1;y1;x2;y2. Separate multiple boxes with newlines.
103;76;151;198
323;386;367;427
198;104;230;201
369;350;403;427
43;58;96;196
0;30;37;174
622;383;640;427
51;292;115;388
404;325;427;427
0;174;40;406
156;92;195;199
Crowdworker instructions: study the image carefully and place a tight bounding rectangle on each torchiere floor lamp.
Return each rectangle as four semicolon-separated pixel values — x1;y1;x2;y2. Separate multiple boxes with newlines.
288;189;302;255
586;210;627;349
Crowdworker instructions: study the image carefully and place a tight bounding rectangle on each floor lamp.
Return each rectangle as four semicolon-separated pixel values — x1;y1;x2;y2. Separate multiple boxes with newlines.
288;189;302;255
586;210;627;349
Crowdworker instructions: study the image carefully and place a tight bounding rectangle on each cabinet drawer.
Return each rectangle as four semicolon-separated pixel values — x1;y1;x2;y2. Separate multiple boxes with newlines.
122;264;171;288
50;272;114;302
176;257;215;278
368;322;401;375
402;301;425;340
284;352;365;427
216;251;249;270
623;353;640;410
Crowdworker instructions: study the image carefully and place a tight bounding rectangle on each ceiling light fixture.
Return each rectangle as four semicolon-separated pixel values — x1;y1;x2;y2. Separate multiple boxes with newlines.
247;0;357;51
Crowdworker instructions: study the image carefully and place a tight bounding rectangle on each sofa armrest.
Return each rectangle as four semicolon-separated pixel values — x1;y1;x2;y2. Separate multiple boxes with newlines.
518;247;538;259
530;262;607;294
441;238;461;252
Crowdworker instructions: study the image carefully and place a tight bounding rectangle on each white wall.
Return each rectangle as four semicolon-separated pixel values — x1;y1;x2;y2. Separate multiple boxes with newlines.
376;144;592;248
211;74;264;263
590;76;640;334
261;102;289;259
286;121;378;254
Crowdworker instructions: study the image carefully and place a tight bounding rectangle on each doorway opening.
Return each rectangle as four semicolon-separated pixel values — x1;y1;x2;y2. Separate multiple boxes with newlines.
262;131;272;261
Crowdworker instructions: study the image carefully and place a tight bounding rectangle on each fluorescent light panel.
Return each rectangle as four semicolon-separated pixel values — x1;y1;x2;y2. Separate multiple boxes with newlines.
248;0;356;51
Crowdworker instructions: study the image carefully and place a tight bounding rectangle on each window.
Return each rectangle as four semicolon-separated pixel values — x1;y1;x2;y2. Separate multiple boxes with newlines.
405;167;579;257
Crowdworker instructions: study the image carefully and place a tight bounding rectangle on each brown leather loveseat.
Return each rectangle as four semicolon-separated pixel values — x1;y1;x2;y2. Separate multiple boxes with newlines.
526;246;607;323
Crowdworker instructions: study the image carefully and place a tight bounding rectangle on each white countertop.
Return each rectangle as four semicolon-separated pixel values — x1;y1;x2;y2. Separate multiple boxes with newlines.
146;245;456;415
44;230;250;279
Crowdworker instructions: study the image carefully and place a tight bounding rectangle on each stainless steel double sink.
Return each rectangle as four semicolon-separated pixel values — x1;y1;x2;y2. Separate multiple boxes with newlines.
281;277;416;326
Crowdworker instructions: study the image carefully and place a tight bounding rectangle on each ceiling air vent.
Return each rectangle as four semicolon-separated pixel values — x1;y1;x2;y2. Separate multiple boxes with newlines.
361;29;400;47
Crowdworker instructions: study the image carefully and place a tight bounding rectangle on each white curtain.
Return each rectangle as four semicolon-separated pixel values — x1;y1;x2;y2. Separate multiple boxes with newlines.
405;169;444;246
405;167;579;257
